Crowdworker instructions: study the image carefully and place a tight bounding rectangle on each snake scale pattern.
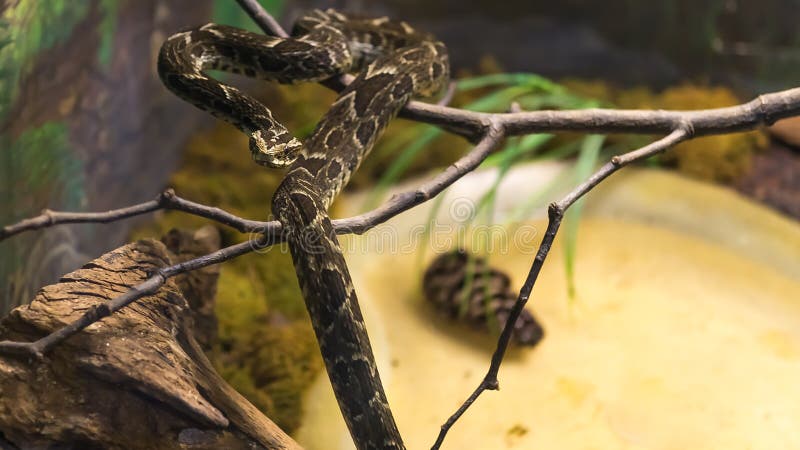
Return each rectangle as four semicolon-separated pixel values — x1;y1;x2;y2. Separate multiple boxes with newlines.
158;9;449;450
423;249;545;346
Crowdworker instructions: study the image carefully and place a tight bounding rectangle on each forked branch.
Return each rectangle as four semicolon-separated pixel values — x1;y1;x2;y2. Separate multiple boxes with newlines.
431;126;692;449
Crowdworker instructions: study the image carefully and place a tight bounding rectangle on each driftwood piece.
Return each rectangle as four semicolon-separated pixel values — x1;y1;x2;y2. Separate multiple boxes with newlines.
160;226;221;350
0;234;301;450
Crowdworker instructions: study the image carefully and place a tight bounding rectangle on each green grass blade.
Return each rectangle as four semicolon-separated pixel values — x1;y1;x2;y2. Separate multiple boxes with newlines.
463;85;535;112
480;133;554;168
455;73;561;92
364;125;441;208
515;92;602;110
366;85;536;208
563;134;605;300
476;134;554;227
414;191;448;271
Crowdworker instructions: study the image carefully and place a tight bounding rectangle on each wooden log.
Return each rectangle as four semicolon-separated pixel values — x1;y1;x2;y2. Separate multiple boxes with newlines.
0;231;301;450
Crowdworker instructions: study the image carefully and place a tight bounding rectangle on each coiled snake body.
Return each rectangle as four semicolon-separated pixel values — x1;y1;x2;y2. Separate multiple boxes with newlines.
158;9;449;450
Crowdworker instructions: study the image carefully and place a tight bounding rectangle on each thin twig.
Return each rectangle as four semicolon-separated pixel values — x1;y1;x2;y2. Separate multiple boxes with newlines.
436;81;458;107
5;83;792;240
430;126;692;449
234;0;288;38
336;123;503;234
0;189;266;241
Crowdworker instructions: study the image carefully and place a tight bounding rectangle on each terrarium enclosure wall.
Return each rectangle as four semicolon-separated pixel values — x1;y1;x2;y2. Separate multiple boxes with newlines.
1;0;799;449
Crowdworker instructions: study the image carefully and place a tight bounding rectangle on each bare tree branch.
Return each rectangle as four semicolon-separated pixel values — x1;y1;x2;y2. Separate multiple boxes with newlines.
0;189;267;241
398;87;800;140
6;81;797;240
7;83;797;240
436;81;458;107
335;125;503;234
431;126;692;449
1;127;504;240
234;0;288;38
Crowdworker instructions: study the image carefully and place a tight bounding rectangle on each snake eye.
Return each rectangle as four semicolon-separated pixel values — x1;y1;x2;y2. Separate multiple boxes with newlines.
249;131;303;168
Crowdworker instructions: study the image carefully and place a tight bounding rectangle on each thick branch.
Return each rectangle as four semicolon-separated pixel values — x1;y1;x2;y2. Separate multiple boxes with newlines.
431;127;692;449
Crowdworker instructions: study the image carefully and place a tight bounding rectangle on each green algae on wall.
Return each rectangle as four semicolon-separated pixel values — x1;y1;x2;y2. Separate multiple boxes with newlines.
0;1;104;312
0;122;84;212
96;0;119;68
0;1;91;119
0;122;85;312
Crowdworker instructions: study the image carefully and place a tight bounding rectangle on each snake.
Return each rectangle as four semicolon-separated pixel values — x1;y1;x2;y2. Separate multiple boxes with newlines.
423;249;544;347
157;9;449;450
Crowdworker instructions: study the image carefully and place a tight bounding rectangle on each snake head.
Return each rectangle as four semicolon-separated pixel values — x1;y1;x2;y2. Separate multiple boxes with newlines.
249;130;303;168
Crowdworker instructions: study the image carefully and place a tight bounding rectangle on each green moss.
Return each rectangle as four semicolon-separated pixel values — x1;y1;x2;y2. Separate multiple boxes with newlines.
214;268;269;338
96;0;119;68
214;319;322;432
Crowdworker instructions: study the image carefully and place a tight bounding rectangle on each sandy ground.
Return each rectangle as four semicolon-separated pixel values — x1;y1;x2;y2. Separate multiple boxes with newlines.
294;164;800;450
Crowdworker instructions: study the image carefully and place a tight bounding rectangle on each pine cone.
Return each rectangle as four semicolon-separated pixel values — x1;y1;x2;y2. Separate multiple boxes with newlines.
422;249;544;346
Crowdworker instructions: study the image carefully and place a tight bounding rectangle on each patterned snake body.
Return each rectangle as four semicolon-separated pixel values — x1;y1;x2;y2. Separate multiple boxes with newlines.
158;9;449;450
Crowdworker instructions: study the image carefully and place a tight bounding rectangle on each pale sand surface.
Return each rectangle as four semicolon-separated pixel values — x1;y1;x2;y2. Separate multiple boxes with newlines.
295;166;800;449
